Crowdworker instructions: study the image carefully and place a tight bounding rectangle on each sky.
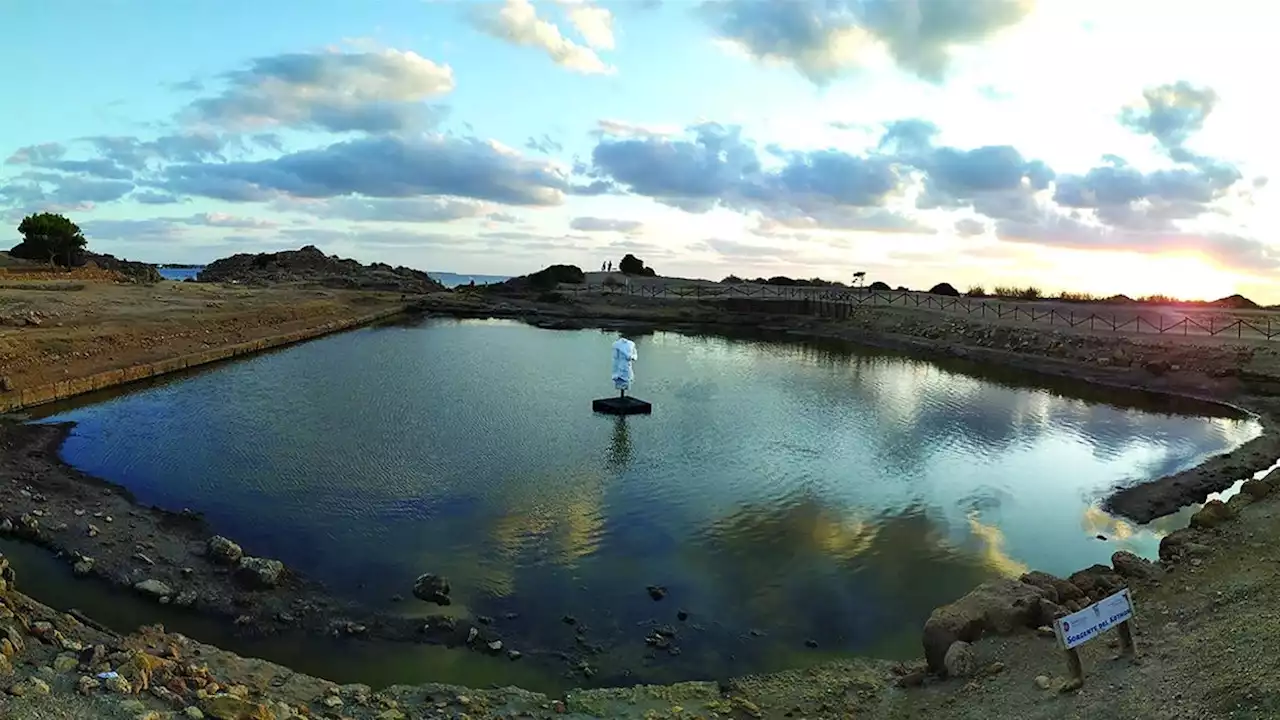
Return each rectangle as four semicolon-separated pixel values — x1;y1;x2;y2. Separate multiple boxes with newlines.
3;0;1278;301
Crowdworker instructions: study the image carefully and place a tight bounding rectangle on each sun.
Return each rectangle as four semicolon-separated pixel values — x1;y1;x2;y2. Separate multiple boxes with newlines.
1059;251;1240;301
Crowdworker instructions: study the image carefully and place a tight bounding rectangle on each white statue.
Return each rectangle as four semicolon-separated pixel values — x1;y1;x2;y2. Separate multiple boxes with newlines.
611;335;638;397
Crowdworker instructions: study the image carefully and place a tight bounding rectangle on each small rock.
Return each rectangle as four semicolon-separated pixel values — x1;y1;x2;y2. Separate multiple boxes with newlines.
677;610;689;621
28;677;50;695
53;654;79;672
77;676;101;694
943;641;977;678
466;627;479;644
987;662;1005;675
235;556;285;588
507;650;522;661
487;640;503;652
73;558;95;576
322;695;344;708
1034;675;1052;690
412;573;451;605
134;579;173;599
646;585;667;601
87;524;101;538
132;552;155;566
105;674;133;694
561;615;577;625
804;639;819;649
183;708;205;719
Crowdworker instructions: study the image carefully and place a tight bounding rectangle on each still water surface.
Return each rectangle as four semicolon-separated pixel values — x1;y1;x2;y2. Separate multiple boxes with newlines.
24;319;1258;689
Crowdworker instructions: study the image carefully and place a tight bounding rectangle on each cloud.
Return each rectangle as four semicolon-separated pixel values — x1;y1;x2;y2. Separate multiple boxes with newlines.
0;172;134;208
157;134;570;206
593;119;682;139
559;0;616;49
178;212;277;229
187;49;455;133
526;134;565;154
132;191;184;205
955;218;987;237
585;121;909;226
275;196;491;222
471;0;614;74
1120;82;1218;154
6;143;67;166
701;236;788;260
569;216;644;234
994;212;1279;272
700;0;1034;84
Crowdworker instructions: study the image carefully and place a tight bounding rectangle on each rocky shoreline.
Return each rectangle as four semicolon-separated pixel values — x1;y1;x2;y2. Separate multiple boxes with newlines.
4;285;1280;717
0;422;510;654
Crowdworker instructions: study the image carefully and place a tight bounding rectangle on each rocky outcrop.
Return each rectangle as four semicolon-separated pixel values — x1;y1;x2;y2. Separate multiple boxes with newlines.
921;579;1048;675
197;245;443;293
81;251;163;284
488;264;586;294
1190;499;1234;529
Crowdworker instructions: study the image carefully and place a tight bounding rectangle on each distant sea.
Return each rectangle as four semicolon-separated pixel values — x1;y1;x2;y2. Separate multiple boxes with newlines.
158;267;202;281
427;272;510;288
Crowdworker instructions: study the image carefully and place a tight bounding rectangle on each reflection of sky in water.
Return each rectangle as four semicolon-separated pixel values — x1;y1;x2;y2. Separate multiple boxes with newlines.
32;320;1262;684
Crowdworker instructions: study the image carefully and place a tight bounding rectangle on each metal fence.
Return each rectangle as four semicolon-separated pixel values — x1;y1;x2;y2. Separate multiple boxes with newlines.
562;283;1280;341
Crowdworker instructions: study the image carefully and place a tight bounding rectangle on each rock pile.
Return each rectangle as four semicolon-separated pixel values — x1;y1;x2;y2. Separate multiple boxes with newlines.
197;245;444;293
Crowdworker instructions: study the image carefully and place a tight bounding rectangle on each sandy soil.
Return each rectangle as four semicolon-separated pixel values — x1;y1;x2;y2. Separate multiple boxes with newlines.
0;276;408;392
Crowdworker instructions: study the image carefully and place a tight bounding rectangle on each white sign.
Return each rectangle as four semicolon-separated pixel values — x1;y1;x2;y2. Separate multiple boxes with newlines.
1054;588;1134;650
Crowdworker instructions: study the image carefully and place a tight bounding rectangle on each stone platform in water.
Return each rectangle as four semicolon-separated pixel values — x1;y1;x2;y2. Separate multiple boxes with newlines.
592;396;653;415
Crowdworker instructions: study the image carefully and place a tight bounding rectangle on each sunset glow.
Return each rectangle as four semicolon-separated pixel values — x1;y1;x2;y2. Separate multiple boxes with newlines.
2;0;1277;302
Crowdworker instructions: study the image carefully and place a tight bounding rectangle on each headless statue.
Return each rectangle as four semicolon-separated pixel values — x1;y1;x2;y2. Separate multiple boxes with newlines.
611;336;638;398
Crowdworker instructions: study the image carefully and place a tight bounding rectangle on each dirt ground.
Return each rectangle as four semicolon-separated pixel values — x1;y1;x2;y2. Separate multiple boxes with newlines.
0;276;409;392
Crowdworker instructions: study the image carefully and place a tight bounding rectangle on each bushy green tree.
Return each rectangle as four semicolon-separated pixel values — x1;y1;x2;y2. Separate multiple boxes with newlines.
11;212;87;267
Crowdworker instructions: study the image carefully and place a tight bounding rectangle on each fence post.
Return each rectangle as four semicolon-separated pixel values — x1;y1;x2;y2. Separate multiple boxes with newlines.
1210;318;1215;336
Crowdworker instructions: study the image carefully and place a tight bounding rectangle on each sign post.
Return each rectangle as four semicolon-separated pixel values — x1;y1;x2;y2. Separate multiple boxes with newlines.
1052;588;1137;690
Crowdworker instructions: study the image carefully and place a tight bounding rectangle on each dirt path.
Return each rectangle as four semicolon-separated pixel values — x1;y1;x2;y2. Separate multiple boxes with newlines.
0;277;408;393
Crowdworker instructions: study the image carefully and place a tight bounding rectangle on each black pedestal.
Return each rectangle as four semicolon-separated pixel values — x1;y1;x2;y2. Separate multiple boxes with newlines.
592;396;653;415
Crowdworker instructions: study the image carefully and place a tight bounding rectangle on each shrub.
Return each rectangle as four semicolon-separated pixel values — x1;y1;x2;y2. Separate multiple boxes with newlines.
721;275;744;284
602;275;624;287
1057;290;1098;302
619;254;656;276
967;284;986;297
992;285;1042;300
868;281;891;291
928;282;960;296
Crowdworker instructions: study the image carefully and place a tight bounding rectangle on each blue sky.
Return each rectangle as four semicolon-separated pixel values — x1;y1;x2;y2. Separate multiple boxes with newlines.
3;0;1278;301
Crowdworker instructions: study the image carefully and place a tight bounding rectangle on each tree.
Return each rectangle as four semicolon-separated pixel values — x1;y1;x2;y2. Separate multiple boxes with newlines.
618;253;647;275
851;271;867;288
11;213;87;267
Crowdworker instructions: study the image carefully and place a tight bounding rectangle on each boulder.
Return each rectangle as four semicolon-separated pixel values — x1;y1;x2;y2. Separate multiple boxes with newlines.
134;579;172;599
922;579;1047;674
1068;565;1126;602
1240;479;1272;500
413;574;451;605
1110;551;1157;580
1019;570;1084;605
201;694;276;720
1190;499;1234;529
235;557;284;589
207;536;244;565
1226;493;1254;515
1158;527;1207;562
943;641;977;678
